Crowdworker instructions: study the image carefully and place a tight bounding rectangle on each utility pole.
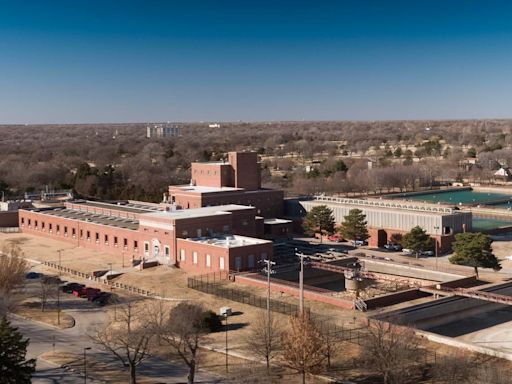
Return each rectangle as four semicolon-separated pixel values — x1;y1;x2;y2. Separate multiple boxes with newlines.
262;259;276;340
296;249;306;314
434;225;440;270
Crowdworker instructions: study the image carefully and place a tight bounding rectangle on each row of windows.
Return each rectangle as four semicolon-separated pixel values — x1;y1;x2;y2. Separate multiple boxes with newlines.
22;217;139;250
179;250;267;271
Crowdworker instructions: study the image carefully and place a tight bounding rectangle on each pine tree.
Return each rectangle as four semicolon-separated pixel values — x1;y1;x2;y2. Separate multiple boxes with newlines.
400;226;434;258
339;209;369;246
302;205;335;241
0;316;36;384
449;232;501;277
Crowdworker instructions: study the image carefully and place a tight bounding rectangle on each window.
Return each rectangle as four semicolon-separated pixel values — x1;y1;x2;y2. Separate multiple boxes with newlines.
28;219;31;226
72;228;76;237
206;254;211;267
197;229;202;237
164;246;170;258
193;251;198;264
35;220;38;228
86;231;90;240
56;225;60;233
235;257;242;271
180;249;186;261
64;226;68;235
41;222;45;229
123;238;128;248
21;217;24;225
144;242;149;254
104;234;108;245
219;256;225;270
114;236;118;246
80;229;83;238
248;254;255;269
95;232;99;242
134;240;138;249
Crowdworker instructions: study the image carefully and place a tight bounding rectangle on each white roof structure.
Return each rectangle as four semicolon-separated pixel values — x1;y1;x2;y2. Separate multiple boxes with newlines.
494;168;511;178
183;235;270;248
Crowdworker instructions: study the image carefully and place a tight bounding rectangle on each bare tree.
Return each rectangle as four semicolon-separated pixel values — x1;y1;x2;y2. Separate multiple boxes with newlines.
92;302;152;384
245;311;282;373
360;320;423;384
0;246;29;315
0;244;28;293
319;322;343;369
152;302;209;384
39;277;59;312
281;313;326;384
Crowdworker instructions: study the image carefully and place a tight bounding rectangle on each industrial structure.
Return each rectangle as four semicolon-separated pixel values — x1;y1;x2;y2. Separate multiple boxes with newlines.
299;196;473;252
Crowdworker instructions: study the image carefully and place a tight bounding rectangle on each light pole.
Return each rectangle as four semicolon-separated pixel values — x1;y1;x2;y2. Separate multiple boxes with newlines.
296;249;306;314
83;347;91;384
261;259;276;340
433;225;440;270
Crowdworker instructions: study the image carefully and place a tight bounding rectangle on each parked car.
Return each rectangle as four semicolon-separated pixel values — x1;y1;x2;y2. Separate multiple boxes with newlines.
327;234;343;242
62;282;84;294
93;292;117;307
384;243;402;251
354;240;367;246
420;250;435;257
26;272;41;279
402;248;413;255
85;288;101;301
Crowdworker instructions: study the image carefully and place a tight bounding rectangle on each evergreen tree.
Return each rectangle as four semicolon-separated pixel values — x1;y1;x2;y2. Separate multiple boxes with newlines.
400;226;434;258
338;209;369;246
449;232;501;277
0;316;36;384
302;205;335;241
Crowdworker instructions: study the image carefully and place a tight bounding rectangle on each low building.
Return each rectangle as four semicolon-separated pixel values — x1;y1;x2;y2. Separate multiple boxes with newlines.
18;201;272;274
299;197;473;253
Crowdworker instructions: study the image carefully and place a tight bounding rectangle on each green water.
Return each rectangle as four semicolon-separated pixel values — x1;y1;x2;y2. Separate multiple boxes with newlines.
472;217;512;230
392;190;512;205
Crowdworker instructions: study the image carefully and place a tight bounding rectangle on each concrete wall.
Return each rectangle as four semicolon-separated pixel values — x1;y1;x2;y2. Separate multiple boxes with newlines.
363;259;463;282
235;273;354;309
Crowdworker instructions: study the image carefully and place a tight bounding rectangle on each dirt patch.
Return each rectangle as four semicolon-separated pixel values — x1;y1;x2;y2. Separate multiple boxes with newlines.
15;305;74;329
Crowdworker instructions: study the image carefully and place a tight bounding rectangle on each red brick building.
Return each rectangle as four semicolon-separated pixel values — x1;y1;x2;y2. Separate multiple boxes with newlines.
168;151;284;218
19;200;272;274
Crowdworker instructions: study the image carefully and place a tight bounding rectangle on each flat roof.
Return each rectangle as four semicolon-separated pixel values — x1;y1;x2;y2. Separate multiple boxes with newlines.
264;218;292;225
193;161;231;166
182;234;270;248
140;204;254;221
38;208;139;230
72;200;157;214
170;185;243;193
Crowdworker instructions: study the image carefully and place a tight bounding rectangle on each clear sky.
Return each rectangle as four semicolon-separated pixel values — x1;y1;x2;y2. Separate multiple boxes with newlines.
1;0;512;123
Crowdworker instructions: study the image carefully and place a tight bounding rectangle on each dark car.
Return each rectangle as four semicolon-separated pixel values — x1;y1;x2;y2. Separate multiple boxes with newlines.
26;272;41;279
93;292;116;307
85;288;101;301
62;282;85;294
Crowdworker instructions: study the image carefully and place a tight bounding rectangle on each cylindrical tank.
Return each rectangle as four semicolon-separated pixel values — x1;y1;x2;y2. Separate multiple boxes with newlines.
345;277;359;292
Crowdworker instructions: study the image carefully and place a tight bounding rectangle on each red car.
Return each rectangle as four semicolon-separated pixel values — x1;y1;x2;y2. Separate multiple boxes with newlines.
327;234;343;242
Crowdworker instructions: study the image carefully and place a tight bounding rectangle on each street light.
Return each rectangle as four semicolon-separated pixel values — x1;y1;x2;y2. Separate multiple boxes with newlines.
261;259;276;344
296;249;307;314
433;225;440;270
83;347;91;384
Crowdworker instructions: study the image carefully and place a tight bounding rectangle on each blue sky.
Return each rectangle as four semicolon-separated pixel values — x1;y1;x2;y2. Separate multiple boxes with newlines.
1;0;512;123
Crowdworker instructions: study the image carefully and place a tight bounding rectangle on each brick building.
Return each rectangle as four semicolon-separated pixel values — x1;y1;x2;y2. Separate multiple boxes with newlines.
19;200;272;274
168;151;284;218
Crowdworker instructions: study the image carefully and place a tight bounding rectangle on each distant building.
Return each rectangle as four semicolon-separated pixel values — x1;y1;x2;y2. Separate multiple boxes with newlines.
208;123;221;128
146;124;181;138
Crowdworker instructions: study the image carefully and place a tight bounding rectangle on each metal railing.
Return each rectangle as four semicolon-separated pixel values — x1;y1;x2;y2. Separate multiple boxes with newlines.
187;272;301;316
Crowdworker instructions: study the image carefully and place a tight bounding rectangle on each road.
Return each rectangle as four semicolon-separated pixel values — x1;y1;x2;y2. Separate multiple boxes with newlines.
12;277;220;384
